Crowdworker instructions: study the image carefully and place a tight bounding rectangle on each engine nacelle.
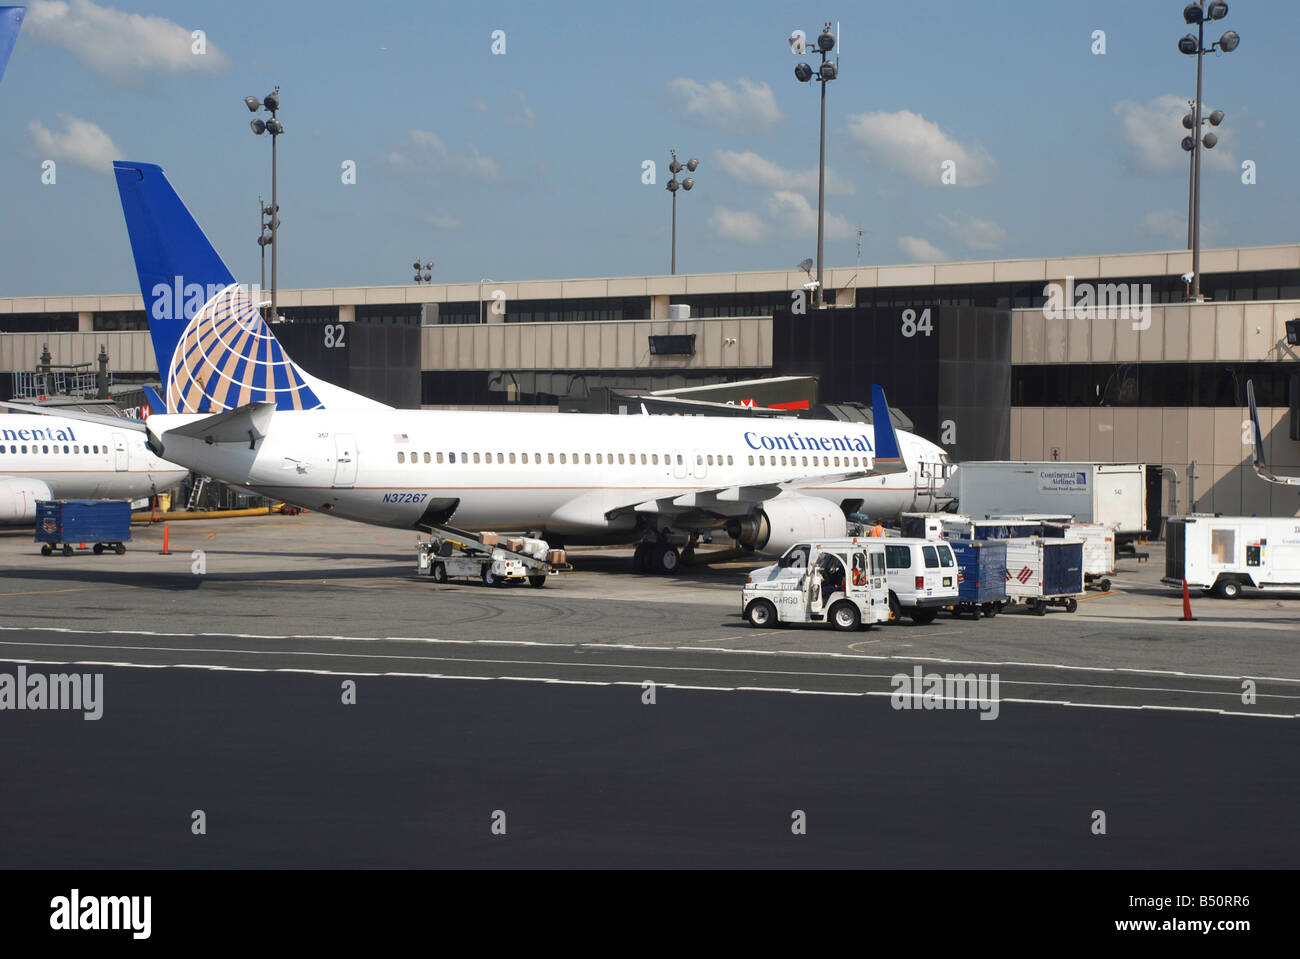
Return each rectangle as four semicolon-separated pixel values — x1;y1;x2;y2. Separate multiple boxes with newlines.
725;494;847;556
0;476;53;524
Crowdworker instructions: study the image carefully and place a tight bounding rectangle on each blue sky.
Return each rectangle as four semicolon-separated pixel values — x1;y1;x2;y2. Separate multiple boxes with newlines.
0;0;1296;297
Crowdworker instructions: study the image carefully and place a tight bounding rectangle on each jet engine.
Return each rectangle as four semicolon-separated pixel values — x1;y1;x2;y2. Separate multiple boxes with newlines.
725;494;847;555
0;476;53;524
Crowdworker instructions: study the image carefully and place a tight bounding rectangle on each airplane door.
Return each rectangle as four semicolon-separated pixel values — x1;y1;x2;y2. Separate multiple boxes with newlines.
672;448;687;480
692;449;707;480
333;434;358;488
111;432;128;472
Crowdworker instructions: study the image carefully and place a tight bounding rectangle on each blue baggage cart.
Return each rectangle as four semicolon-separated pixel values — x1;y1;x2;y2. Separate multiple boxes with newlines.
946;539;1008;619
35;500;132;556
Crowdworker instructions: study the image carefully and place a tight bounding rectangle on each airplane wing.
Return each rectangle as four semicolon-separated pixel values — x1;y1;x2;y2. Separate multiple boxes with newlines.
1246;380;1300;486
620;471;870;518
0;399;147;432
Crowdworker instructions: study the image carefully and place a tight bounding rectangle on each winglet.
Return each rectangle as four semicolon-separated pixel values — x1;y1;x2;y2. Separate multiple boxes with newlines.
1246;380;1267;471
1245;379;1300;486
871;384;907;474
142;384;165;415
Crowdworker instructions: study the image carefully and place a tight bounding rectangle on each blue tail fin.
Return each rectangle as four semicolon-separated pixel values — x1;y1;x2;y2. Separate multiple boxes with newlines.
0;6;25;86
871;384;905;468
114;160;325;413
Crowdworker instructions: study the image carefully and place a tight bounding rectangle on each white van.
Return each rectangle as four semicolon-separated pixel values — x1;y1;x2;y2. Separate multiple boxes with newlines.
743;541;891;631
882;538;961;624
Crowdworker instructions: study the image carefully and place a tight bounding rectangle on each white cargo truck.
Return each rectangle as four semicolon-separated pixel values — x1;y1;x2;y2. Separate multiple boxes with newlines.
1163;515;1300;599
743;540;891;631
943;462;1147;551
1043;521;1116;591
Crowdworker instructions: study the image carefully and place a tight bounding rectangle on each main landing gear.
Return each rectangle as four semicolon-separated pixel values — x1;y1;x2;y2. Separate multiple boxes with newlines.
633;531;698;575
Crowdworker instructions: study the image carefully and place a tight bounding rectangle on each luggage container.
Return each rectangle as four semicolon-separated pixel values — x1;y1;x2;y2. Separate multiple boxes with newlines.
945;539;1008;619
1043;521;1115;591
1163;515;1300;599
1002;537;1085;614
34;499;132;556
941;517;1044;541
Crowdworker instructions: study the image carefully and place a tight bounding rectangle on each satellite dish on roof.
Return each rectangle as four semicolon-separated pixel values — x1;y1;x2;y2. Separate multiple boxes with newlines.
797;258;814;274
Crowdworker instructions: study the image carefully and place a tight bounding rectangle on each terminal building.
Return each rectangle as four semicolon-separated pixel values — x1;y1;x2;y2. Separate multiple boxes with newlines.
2;241;1298;521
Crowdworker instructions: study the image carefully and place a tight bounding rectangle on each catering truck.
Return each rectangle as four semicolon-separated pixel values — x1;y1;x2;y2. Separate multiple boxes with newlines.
1163;515;1300;599
942;462;1146;552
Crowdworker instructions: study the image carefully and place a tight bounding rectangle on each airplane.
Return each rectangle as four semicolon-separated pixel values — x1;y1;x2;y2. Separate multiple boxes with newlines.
16;160;953;571
0;410;188;523
1246;380;1300;487
0;6;23;87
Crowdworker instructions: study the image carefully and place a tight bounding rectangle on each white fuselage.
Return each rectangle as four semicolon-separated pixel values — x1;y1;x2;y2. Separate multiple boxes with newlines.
0;414;187;502
148;408;951;540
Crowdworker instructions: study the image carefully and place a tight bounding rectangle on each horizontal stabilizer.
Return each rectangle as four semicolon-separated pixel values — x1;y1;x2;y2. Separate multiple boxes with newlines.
161;402;274;445
1246;380;1300;486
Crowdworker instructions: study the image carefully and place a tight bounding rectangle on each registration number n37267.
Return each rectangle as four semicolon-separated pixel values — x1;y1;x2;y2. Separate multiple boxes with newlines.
382;492;427;504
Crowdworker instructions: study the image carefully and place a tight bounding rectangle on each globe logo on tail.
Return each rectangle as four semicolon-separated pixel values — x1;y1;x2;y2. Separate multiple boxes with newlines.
166;284;320;413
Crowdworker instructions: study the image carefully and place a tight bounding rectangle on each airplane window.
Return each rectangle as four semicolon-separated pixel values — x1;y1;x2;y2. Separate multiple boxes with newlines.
510;453;516;464
473;453;481;464
676;454;683;465
640;454;647;465
596;453;602;464
43;445;49;453
397;452;405;463
559;453;566;464
618;454;625;465
833;456;841;467
608;452;614;463
412;455;419;466
520;453;528;464
706;455;713;466
652;454;658;465
497;453;504;464
22;445;28;453
727;455;733;466
437;452;444;464
759;456;766;466
534;452;541;462
548;453;555;464
423;452;431;463
584;453;591;465
73;446;79;454
695;454;702;466
63;445;69;453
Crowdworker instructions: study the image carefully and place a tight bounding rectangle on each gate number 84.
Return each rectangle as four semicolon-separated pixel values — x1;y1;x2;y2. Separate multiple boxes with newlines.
900;309;932;338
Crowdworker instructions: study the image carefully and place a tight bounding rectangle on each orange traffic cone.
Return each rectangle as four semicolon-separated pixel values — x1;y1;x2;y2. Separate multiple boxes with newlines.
161;523;171;556
1180;578;1195;621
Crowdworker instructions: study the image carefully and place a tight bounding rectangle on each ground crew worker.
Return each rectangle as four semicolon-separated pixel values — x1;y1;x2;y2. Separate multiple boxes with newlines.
871;522;885;537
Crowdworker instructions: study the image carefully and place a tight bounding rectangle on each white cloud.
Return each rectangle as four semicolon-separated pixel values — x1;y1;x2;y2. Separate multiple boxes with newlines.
508;90;536;128
669;77;781;134
1113;94;1236;174
898;236;948;262
27;114;120;173
425;212;461;231
936;214;1007;252
715;149;853;196
766;191;853;240
710;207;768;244
387;129;501;181
1137;210;1187;244
26;0;228;81
846;109;994;187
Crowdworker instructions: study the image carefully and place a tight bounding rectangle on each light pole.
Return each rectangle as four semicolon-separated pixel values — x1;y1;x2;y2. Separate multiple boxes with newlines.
478;277;495;324
791;21;838;309
1178;2;1238;302
257;195;272;319
245;88;284;320
666;150;698;275
412;260;434;284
